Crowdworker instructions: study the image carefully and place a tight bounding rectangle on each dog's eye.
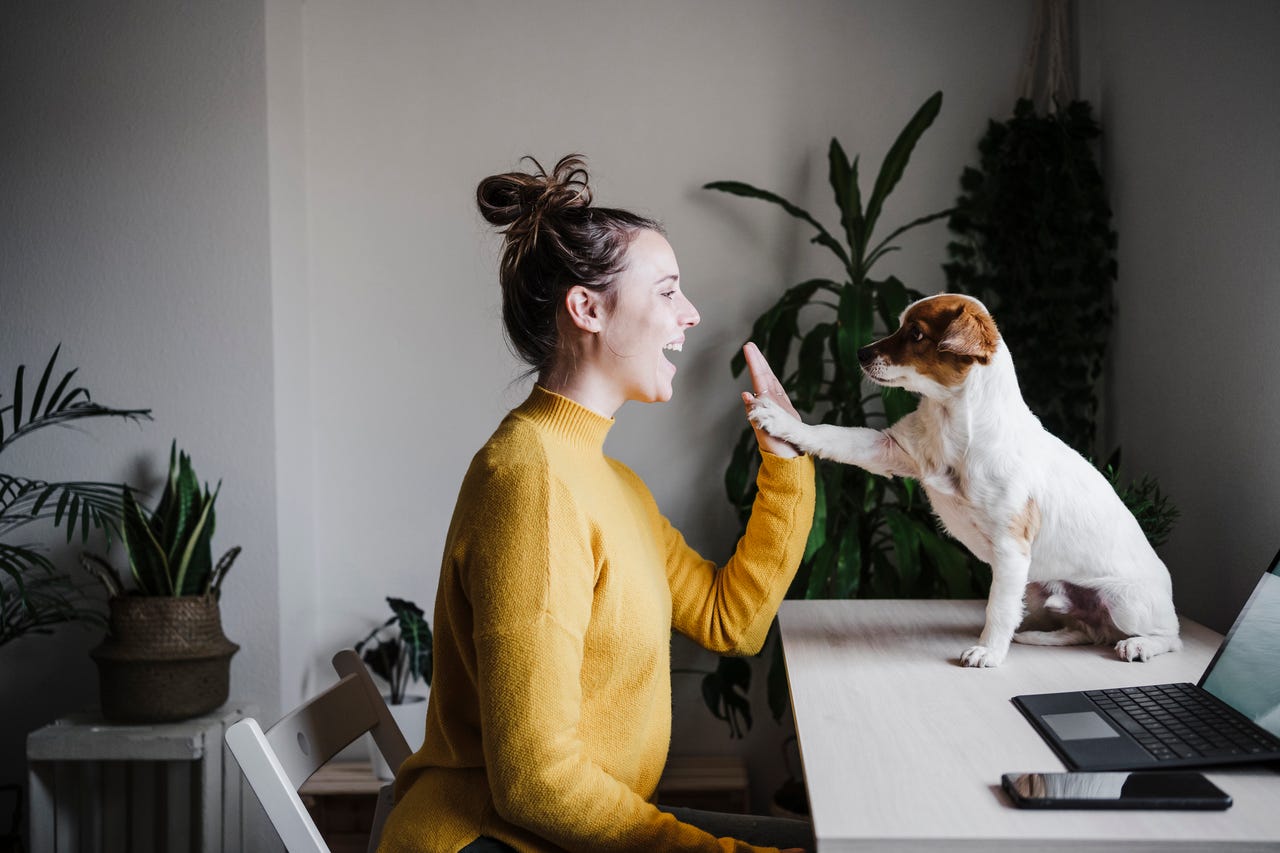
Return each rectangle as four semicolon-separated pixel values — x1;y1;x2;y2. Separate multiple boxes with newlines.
909;327;925;343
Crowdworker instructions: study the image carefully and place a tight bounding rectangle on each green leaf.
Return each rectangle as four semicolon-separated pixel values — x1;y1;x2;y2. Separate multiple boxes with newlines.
874;276;910;332
701;656;753;739
724;426;758;515
123;486;170;595
805;540;837;598
794;323;832;410
836;284;874;374
29;346;58;427
864;208;953;272
828;140;865;262
880;385;917;425
389;596;433;687
42;363;75;416
801;468;827;562
11;364;24;435
918;525;975;596
705;180;851;269
864;91;943;243
884;508;919;594
832;524;862;598
172;482;218;596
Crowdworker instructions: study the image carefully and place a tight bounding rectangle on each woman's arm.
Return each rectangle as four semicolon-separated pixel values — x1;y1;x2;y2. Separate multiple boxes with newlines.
663;344;816;654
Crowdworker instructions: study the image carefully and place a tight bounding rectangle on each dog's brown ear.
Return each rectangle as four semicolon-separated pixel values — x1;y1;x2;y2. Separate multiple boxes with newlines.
938;307;999;360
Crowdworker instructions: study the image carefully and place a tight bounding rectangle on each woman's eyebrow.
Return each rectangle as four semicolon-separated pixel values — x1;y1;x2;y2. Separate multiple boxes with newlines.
654;273;679;286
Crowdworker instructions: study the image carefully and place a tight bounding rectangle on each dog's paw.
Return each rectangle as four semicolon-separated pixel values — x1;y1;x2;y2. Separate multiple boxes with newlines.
1115;637;1155;662
960;644;1006;668
747;396;801;442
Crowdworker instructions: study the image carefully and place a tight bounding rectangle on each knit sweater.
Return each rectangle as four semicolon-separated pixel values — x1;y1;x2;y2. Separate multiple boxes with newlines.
378;386;815;853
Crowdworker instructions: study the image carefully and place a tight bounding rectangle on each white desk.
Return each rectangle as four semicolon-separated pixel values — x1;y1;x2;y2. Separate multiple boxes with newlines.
777;599;1278;852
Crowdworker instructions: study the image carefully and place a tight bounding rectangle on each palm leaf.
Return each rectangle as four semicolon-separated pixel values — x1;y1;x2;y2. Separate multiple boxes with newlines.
0;348;150;457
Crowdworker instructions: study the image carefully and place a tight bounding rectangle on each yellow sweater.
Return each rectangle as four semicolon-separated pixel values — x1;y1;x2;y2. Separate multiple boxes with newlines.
379;386;815;853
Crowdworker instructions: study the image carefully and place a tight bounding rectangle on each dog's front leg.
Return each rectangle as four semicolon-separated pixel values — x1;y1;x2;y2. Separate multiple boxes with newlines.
961;541;1030;668
747;397;918;478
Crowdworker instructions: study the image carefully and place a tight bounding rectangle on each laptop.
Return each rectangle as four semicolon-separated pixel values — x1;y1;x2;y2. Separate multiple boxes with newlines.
1012;548;1280;771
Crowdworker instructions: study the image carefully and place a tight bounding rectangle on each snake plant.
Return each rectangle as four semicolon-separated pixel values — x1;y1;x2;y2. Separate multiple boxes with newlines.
84;441;240;598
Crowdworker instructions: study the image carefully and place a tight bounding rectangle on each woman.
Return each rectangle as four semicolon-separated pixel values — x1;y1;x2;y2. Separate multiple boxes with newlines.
378;155;815;853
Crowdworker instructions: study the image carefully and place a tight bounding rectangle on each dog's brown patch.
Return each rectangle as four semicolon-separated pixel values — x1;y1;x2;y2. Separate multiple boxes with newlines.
1010;497;1041;556
865;295;999;388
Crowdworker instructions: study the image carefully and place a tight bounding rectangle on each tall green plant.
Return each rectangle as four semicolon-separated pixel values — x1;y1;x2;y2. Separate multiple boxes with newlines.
0;346;151;646
706;92;986;602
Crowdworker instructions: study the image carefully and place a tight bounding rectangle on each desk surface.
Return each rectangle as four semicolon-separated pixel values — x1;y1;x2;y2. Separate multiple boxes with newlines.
777;599;1278;852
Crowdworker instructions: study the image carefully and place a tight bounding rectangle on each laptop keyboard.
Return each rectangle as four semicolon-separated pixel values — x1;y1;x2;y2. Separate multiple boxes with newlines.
1086;683;1280;762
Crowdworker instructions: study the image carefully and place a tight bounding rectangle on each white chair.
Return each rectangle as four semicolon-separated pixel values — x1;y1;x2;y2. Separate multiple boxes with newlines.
226;649;412;853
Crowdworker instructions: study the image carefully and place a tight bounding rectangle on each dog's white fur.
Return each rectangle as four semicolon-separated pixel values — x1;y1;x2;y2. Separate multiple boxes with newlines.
749;293;1181;667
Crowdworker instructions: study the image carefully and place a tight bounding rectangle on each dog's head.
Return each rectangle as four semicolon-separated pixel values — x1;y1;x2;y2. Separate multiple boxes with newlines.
858;293;1000;397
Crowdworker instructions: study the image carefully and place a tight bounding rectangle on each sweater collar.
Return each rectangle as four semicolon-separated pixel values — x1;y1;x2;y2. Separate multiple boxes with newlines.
515;385;614;452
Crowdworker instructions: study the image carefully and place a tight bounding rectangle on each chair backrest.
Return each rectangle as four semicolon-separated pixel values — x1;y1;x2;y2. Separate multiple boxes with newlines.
226;648;412;853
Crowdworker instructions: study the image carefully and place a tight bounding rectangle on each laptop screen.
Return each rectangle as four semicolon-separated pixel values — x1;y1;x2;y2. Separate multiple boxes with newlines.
1198;550;1280;738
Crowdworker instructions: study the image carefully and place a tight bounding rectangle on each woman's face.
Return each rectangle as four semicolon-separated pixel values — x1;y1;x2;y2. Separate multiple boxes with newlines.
599;229;701;404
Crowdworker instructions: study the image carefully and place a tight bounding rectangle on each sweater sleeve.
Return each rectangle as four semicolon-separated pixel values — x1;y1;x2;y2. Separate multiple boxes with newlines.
660;452;815;655
467;458;781;853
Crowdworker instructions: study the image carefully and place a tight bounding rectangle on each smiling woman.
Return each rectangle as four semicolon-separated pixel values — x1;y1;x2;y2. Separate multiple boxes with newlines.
376;155;817;853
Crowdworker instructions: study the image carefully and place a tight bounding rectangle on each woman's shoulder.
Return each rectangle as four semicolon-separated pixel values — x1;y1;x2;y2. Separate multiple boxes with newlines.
468;412;551;481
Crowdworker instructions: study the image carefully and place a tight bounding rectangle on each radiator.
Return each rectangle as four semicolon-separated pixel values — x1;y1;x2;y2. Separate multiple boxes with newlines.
26;703;256;853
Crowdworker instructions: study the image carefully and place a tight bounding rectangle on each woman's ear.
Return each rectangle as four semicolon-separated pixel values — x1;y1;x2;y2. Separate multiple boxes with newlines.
564;286;605;334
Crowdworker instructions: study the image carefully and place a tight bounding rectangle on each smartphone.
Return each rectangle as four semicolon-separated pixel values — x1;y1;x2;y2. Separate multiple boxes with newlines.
1002;771;1232;810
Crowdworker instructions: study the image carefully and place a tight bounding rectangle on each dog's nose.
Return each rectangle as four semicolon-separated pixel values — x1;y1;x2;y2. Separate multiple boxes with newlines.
857;345;876;366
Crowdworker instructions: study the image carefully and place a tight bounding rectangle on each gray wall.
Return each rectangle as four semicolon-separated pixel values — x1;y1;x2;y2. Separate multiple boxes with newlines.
3;0;1277;824
1089;0;1280;632
0;3;280;842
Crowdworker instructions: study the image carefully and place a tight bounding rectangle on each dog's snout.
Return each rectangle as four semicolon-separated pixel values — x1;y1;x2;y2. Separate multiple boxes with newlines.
857;345;876;366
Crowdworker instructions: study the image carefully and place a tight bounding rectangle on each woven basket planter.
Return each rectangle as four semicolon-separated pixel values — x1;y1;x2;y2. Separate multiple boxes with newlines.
92;594;239;723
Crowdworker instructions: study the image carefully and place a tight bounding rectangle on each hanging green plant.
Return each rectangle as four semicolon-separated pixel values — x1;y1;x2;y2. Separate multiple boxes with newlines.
706;91;987;603
944;98;1178;546
944;98;1115;456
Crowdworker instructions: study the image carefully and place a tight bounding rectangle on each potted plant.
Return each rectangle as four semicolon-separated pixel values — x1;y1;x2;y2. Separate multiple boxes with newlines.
355;596;432;780
705;91;983;603
83;441;241;722
0;346;150;647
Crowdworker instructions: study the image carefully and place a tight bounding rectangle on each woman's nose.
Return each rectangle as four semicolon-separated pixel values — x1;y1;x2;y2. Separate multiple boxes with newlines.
679;293;700;328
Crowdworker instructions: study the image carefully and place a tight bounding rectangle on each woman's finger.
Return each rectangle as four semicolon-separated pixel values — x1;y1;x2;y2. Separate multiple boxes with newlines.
742;342;801;419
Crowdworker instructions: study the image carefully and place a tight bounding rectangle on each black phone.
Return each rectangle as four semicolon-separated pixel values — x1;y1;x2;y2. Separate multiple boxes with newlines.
1002;771;1232;810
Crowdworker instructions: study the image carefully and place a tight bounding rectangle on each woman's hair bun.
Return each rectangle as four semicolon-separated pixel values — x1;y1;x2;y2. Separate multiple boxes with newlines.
476;154;593;229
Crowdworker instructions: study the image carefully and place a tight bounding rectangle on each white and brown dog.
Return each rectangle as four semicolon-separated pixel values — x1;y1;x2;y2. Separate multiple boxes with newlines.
749;293;1181;667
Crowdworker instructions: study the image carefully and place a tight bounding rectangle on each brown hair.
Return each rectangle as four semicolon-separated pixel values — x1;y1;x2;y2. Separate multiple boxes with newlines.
476;154;662;372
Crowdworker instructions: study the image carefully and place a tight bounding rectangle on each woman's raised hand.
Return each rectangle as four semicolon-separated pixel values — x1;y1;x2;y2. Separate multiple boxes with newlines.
739;342;802;458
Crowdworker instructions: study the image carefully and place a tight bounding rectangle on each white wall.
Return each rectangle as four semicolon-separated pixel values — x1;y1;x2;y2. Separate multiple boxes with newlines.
0;3;280;832
1090;0;1280;633
300;0;1033;805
